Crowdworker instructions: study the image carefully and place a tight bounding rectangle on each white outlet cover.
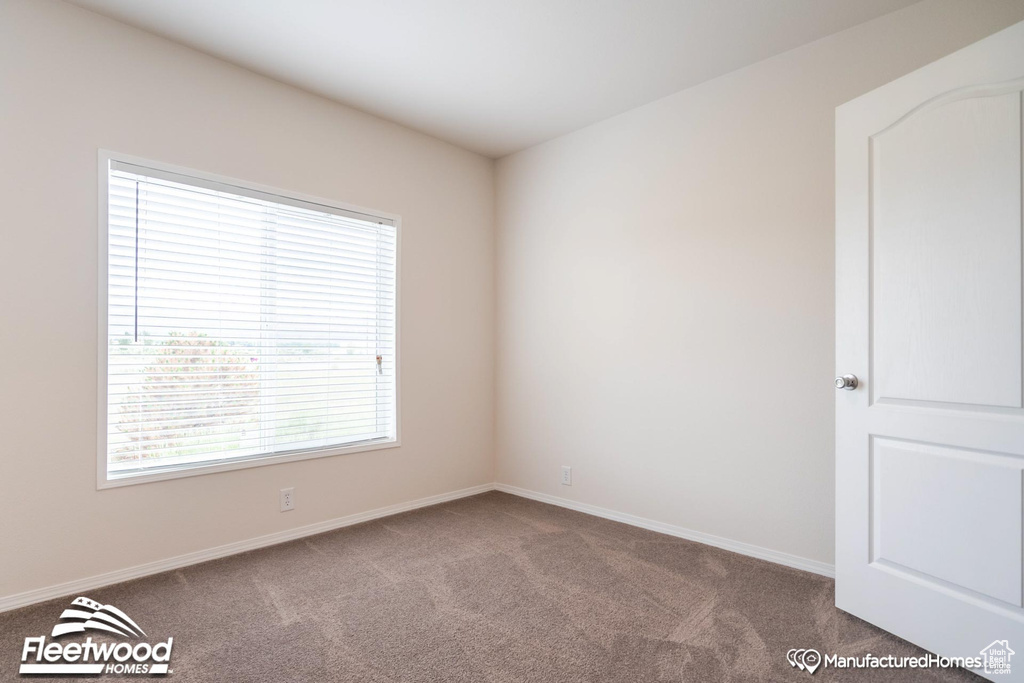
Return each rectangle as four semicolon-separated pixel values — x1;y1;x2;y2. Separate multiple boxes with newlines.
560;466;571;486
280;487;295;512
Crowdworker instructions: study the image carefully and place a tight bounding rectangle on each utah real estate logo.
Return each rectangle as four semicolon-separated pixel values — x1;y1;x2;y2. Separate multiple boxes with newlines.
980;640;1014;676
19;597;173;676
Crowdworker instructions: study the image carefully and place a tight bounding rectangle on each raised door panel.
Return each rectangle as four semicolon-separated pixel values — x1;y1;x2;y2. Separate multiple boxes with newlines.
871;438;1023;607
871;91;1022;408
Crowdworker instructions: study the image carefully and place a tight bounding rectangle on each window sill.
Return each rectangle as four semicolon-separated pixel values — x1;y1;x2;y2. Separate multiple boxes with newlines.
97;437;401;489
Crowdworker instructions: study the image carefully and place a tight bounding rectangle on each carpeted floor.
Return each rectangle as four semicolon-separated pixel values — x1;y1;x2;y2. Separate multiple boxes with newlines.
0;491;980;682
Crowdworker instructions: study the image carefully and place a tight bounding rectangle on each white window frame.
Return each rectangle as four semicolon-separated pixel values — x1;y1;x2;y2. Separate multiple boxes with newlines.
96;150;401;489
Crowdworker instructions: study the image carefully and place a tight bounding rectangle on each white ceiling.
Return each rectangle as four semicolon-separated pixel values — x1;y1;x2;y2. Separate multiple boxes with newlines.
69;0;920;158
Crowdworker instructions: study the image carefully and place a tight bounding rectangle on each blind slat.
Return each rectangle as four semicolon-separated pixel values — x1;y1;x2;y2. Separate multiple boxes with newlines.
110;404;392;435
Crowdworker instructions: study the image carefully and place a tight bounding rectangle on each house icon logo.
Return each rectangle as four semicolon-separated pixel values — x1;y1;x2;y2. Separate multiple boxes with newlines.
980;640;1014;676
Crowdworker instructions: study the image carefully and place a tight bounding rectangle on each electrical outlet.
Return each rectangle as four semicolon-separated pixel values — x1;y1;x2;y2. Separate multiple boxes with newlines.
280;487;295;512
560;466;571;486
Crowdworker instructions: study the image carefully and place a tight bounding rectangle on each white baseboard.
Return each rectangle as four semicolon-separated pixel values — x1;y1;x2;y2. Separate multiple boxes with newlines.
0;483;495;613
2;481;834;613
494;483;835;578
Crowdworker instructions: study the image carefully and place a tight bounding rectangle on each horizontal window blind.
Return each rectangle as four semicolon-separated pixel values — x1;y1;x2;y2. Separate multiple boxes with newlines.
105;161;397;478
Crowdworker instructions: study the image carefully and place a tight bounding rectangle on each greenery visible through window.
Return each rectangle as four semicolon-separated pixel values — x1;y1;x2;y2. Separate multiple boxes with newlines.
114;332;259;462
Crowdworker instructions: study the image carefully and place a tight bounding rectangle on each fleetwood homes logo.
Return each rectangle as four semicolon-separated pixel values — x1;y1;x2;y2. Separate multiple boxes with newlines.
20;597;173;676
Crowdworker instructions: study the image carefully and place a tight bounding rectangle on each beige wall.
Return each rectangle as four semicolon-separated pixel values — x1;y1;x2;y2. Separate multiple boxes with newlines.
494;0;1024;567
0;0;495;598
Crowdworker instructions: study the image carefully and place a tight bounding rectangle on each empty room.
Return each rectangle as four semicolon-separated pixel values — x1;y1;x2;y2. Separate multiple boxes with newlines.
2;0;1024;680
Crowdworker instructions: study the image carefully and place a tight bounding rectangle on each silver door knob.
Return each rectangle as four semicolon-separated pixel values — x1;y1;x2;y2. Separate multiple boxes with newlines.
835;374;858;390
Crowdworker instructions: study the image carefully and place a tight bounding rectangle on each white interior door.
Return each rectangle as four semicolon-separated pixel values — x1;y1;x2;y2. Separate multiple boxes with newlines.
836;20;1024;681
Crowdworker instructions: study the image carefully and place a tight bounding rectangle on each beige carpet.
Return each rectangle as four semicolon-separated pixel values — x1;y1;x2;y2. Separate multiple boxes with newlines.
0;491;979;681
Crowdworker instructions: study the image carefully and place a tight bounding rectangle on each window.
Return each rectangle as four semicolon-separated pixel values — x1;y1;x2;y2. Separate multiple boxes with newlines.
99;153;399;486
